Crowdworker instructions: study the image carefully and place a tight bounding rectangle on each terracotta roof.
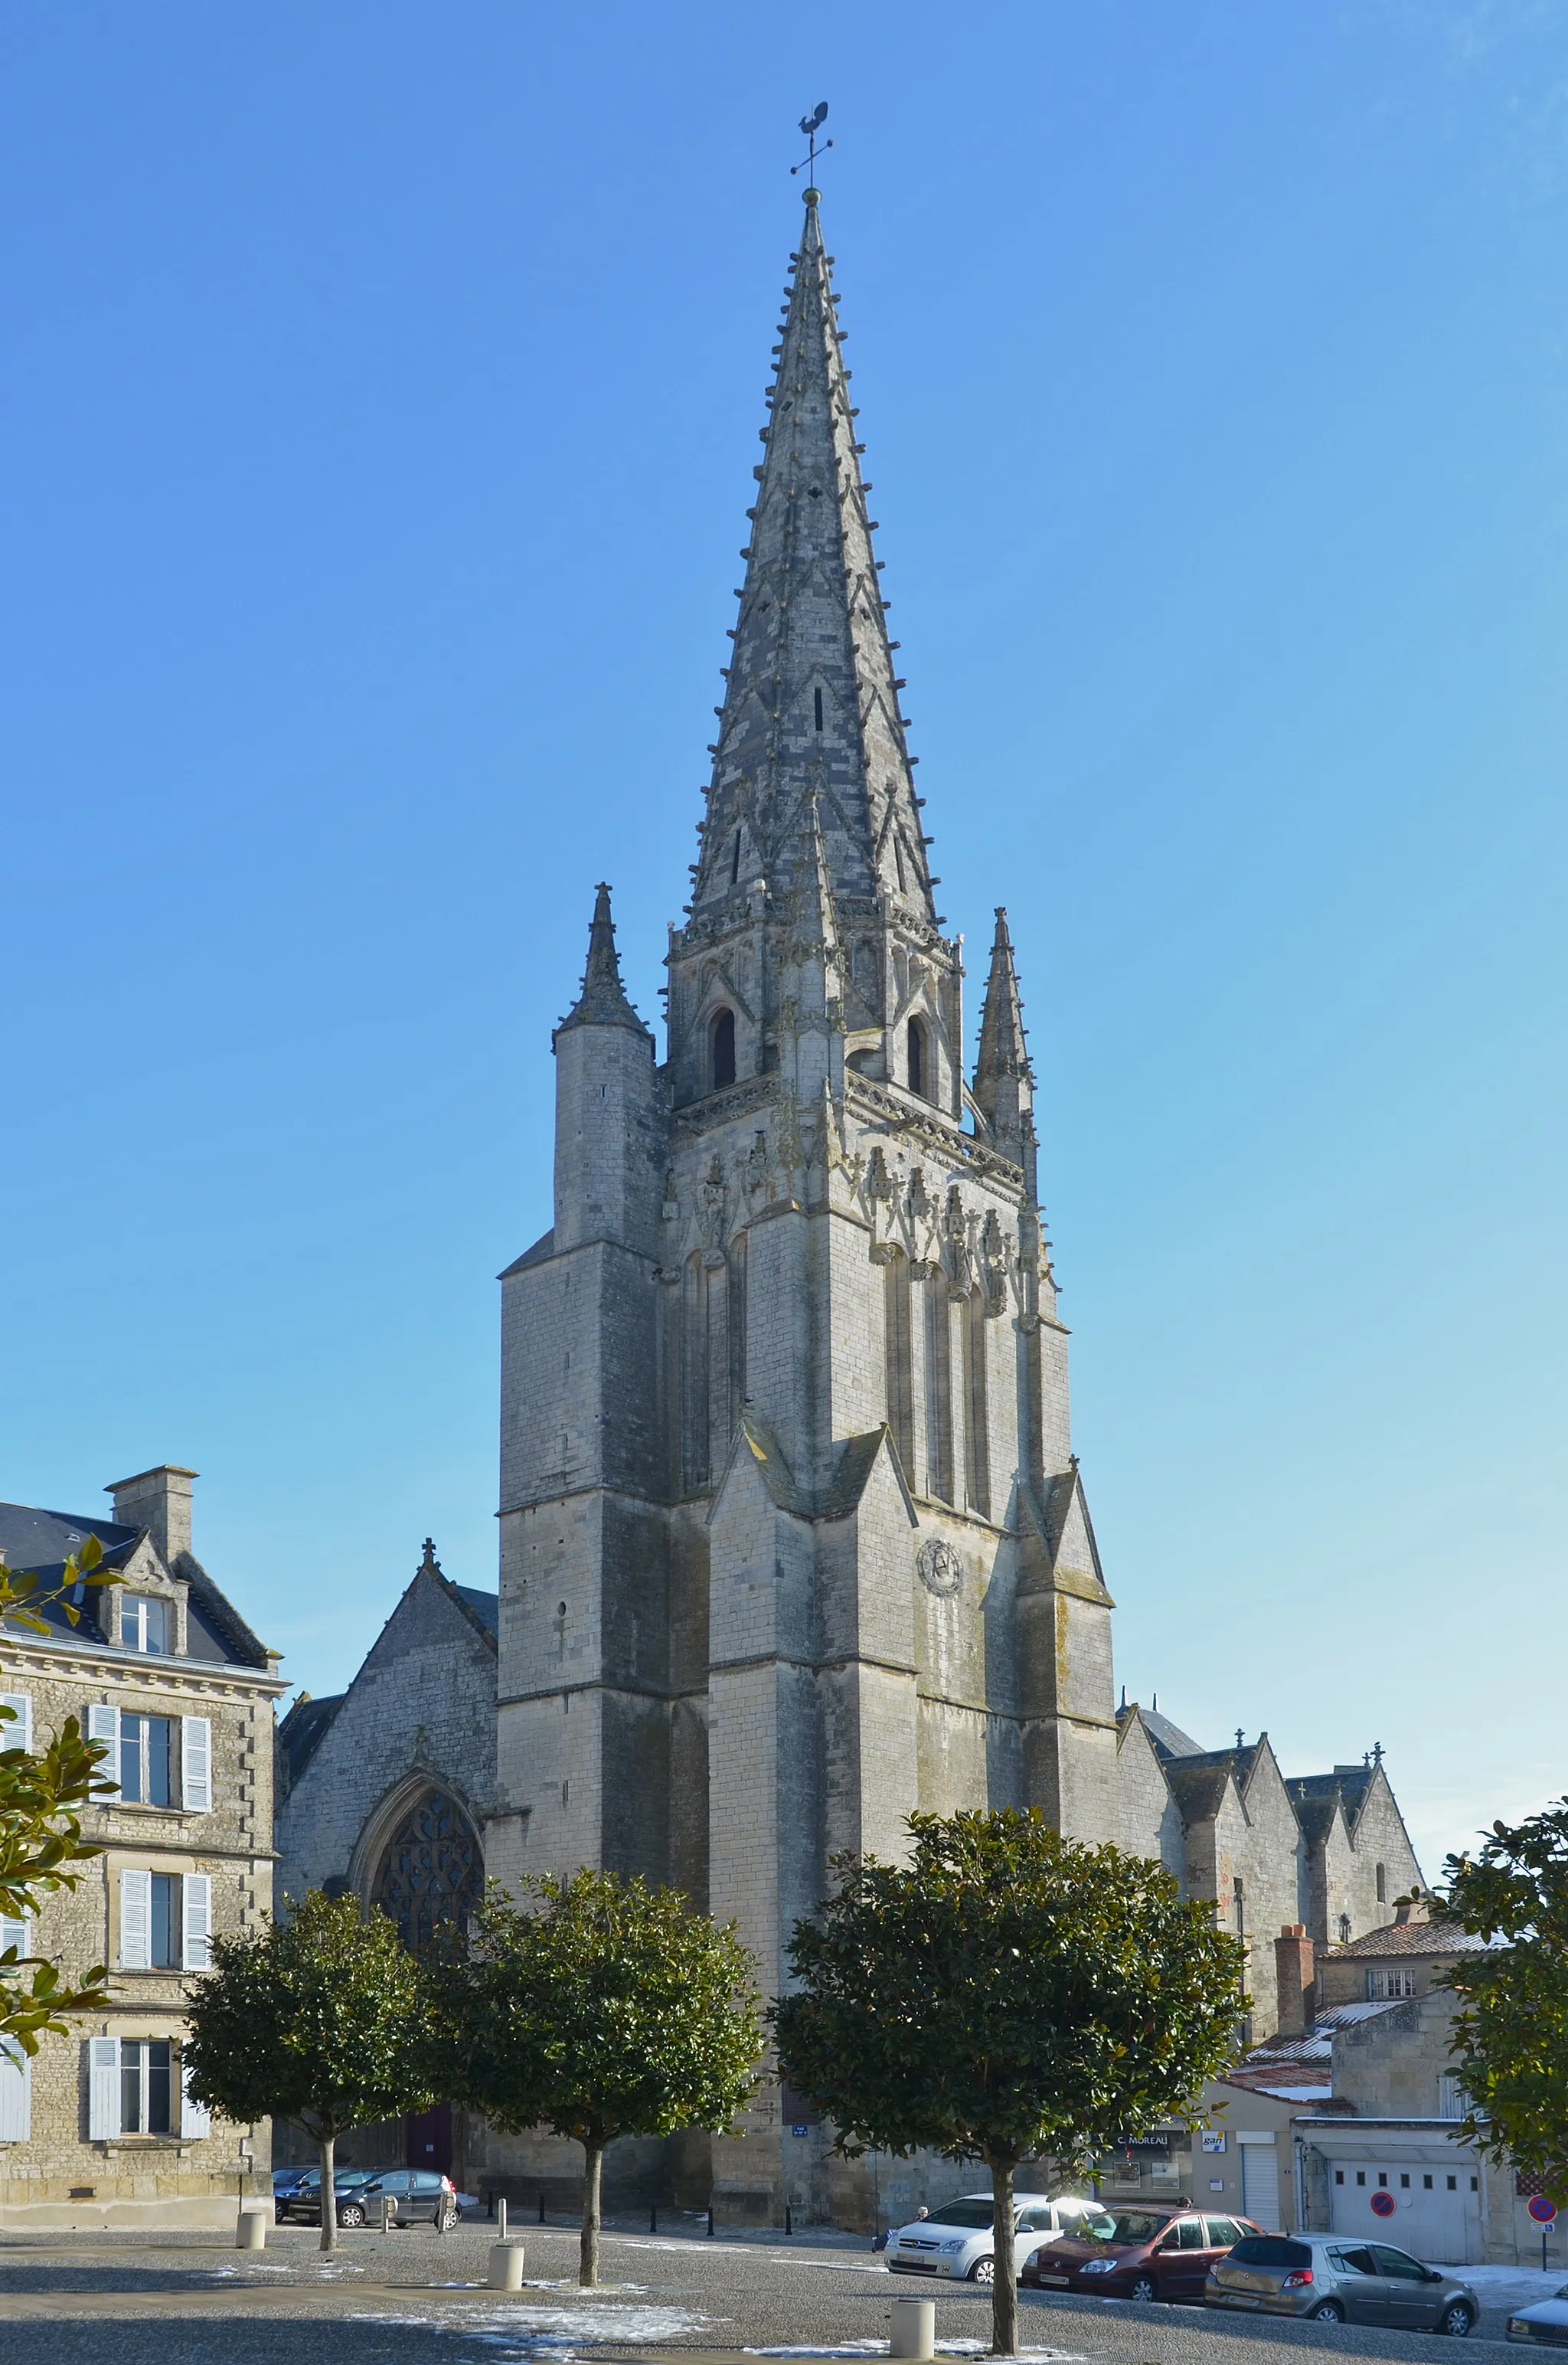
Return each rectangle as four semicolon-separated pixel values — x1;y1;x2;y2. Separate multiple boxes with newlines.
1324;1919;1488;1958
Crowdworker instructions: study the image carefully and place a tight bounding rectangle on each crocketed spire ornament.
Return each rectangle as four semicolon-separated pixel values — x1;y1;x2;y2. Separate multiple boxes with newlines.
556;882;650;1037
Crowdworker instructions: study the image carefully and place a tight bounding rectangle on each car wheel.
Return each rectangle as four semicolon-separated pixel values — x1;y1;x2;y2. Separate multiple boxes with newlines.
1439;2302;1475;2337
969;2256;995;2285
1310;2299;1347;2323
338;2203;365;2228
439;2206;458;2233
1129;2275;1159;2304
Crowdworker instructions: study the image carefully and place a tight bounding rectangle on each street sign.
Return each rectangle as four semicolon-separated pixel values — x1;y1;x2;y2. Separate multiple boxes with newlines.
1370;2189;1396;2218
1528;2197;1558;2226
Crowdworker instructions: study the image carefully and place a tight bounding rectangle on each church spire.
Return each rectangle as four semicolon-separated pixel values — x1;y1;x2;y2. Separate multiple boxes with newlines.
557;882;649;1037
973;906;1034;1166
691;191;933;922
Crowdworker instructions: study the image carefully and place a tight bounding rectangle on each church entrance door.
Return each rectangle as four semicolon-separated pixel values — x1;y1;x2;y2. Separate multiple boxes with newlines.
405;2101;454;2176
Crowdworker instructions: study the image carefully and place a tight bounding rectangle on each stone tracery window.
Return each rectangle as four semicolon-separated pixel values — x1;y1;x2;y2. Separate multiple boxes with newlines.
372;1788;482;1957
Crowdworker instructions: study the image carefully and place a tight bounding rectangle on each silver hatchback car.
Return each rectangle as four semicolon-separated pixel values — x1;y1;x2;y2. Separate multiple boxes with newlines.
1207;2233;1478;2334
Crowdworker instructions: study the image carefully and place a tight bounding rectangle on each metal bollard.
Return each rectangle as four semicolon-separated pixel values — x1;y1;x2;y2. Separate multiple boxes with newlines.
381;2193;396;2233
888;2297;936;2361
237;2206;268;2251
538;2191;546;2225
649;2205;658;2234
497;2197;508;2243
707;2205;714;2238
487;2241;526;2291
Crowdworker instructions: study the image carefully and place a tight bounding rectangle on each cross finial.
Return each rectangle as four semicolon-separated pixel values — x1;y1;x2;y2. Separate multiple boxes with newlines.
1371;1740;1385;1765
790;101;833;193
420;1536;441;1574
1236;1727;1245;1752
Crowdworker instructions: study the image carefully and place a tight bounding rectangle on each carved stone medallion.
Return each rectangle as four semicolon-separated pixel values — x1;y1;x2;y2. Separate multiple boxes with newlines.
916;1536;963;1598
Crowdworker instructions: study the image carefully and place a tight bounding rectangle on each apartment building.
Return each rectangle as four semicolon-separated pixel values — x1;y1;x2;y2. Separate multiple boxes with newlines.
0;1465;284;2228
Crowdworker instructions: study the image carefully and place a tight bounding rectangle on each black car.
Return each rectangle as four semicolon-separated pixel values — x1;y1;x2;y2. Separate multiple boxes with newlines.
273;2166;390;2227
362;2169;460;2229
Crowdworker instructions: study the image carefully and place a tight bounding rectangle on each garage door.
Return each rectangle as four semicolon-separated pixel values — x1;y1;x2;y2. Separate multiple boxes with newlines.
1326;2161;1481;2262
1240;2139;1280;2232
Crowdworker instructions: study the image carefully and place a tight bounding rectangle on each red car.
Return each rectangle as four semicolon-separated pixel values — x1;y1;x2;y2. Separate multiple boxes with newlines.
1022;2206;1260;2304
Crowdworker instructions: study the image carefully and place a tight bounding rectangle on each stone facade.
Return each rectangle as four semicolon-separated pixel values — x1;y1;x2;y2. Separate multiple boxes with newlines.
0;1468;283;2228
482;189;1431;2225
273;1541;495;2180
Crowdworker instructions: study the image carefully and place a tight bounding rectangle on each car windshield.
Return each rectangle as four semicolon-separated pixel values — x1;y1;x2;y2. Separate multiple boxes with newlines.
1081;2211;1170;2245
923;2200;996;2229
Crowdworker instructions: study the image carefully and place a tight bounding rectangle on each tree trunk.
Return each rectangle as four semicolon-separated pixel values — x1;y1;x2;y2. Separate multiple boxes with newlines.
580;2135;603;2287
988;2151;1017;2357
318;2130;338;2255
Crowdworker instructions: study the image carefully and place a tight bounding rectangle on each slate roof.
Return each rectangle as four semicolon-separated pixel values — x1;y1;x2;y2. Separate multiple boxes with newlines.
448;1582;498;1641
277;1691;345;1786
0;1497;270;1666
1137;1706;1207;1760
1324;1920;1489;1959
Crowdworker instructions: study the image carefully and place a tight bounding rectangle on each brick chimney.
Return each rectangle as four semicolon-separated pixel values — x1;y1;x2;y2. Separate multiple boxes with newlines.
107;1465;198;1565
1275;1923;1315;2037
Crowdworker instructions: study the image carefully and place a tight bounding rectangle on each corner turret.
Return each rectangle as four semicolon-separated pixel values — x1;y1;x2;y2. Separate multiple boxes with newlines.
552;884;662;1258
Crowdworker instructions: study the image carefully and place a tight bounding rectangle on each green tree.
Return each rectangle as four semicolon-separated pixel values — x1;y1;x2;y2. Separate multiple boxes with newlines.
443;1870;764;2286
1439;1799;1568;2204
0;1536;122;2049
773;1809;1248;2357
182;1889;435;2250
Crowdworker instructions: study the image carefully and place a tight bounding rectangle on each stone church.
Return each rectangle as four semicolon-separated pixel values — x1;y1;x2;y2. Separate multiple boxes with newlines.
279;190;1422;2221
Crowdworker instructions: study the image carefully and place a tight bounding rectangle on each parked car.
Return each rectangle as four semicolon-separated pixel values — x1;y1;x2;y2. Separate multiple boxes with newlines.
361;2169;460;2230
1022;2206;1259;2302
887;2192;1097;2285
1207;2233;1478;2333
1507;2283;1568;2344
273;2166;392;2228
272;2165;313;2200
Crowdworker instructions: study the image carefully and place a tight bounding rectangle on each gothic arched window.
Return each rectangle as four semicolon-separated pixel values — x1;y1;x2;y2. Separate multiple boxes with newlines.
711;1009;737;1091
907;1018;926;1099
372;1788;482;1958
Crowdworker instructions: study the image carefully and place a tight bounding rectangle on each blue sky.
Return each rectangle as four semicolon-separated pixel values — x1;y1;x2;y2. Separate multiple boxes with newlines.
4;2;1564;1875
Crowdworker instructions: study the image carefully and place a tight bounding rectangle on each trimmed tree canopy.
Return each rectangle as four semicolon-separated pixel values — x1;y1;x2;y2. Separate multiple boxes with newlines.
443;1870;763;2284
1441;1798;1568;2206
773;1810;1248;2355
183;1889;434;2249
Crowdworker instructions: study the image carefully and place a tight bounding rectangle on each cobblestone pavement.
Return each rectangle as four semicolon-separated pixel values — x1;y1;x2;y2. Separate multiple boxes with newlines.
0;2221;1530;2365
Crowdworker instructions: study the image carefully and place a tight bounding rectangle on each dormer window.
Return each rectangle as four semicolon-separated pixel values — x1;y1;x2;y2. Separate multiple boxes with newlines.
122;1595;168;1655
711;1009;737;1091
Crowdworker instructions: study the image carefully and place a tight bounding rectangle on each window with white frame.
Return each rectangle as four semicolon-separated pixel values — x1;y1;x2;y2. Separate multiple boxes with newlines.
1366;1967;1416;1999
122;1595;170;1654
119;1869;211;1970
87;1708;211;1811
88;2037;208;2140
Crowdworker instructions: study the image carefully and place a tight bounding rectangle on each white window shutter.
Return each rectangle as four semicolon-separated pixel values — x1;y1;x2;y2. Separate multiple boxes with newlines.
120;1868;152;1970
181;1717;211;1812
0;2040;31;2141
182;1873;212;1971
87;1703;119;1788
88;2036;119;2138
179;2058;211;2139
0;1909;30;1961
0;1693;31;1754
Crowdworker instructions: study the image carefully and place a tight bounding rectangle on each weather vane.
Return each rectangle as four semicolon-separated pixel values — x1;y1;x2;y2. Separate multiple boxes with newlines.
790;102;832;186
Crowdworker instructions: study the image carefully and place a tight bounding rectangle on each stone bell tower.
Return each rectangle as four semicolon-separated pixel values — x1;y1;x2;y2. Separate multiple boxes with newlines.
492;188;1120;2223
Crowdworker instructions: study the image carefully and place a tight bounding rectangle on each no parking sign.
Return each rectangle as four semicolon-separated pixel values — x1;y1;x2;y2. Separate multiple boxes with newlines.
1370;2189;1396;2218
1528;2197;1558;2226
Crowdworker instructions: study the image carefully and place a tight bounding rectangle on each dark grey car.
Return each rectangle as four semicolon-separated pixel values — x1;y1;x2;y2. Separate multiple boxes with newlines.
1207;2233;1478;2333
362;2167;459;2229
